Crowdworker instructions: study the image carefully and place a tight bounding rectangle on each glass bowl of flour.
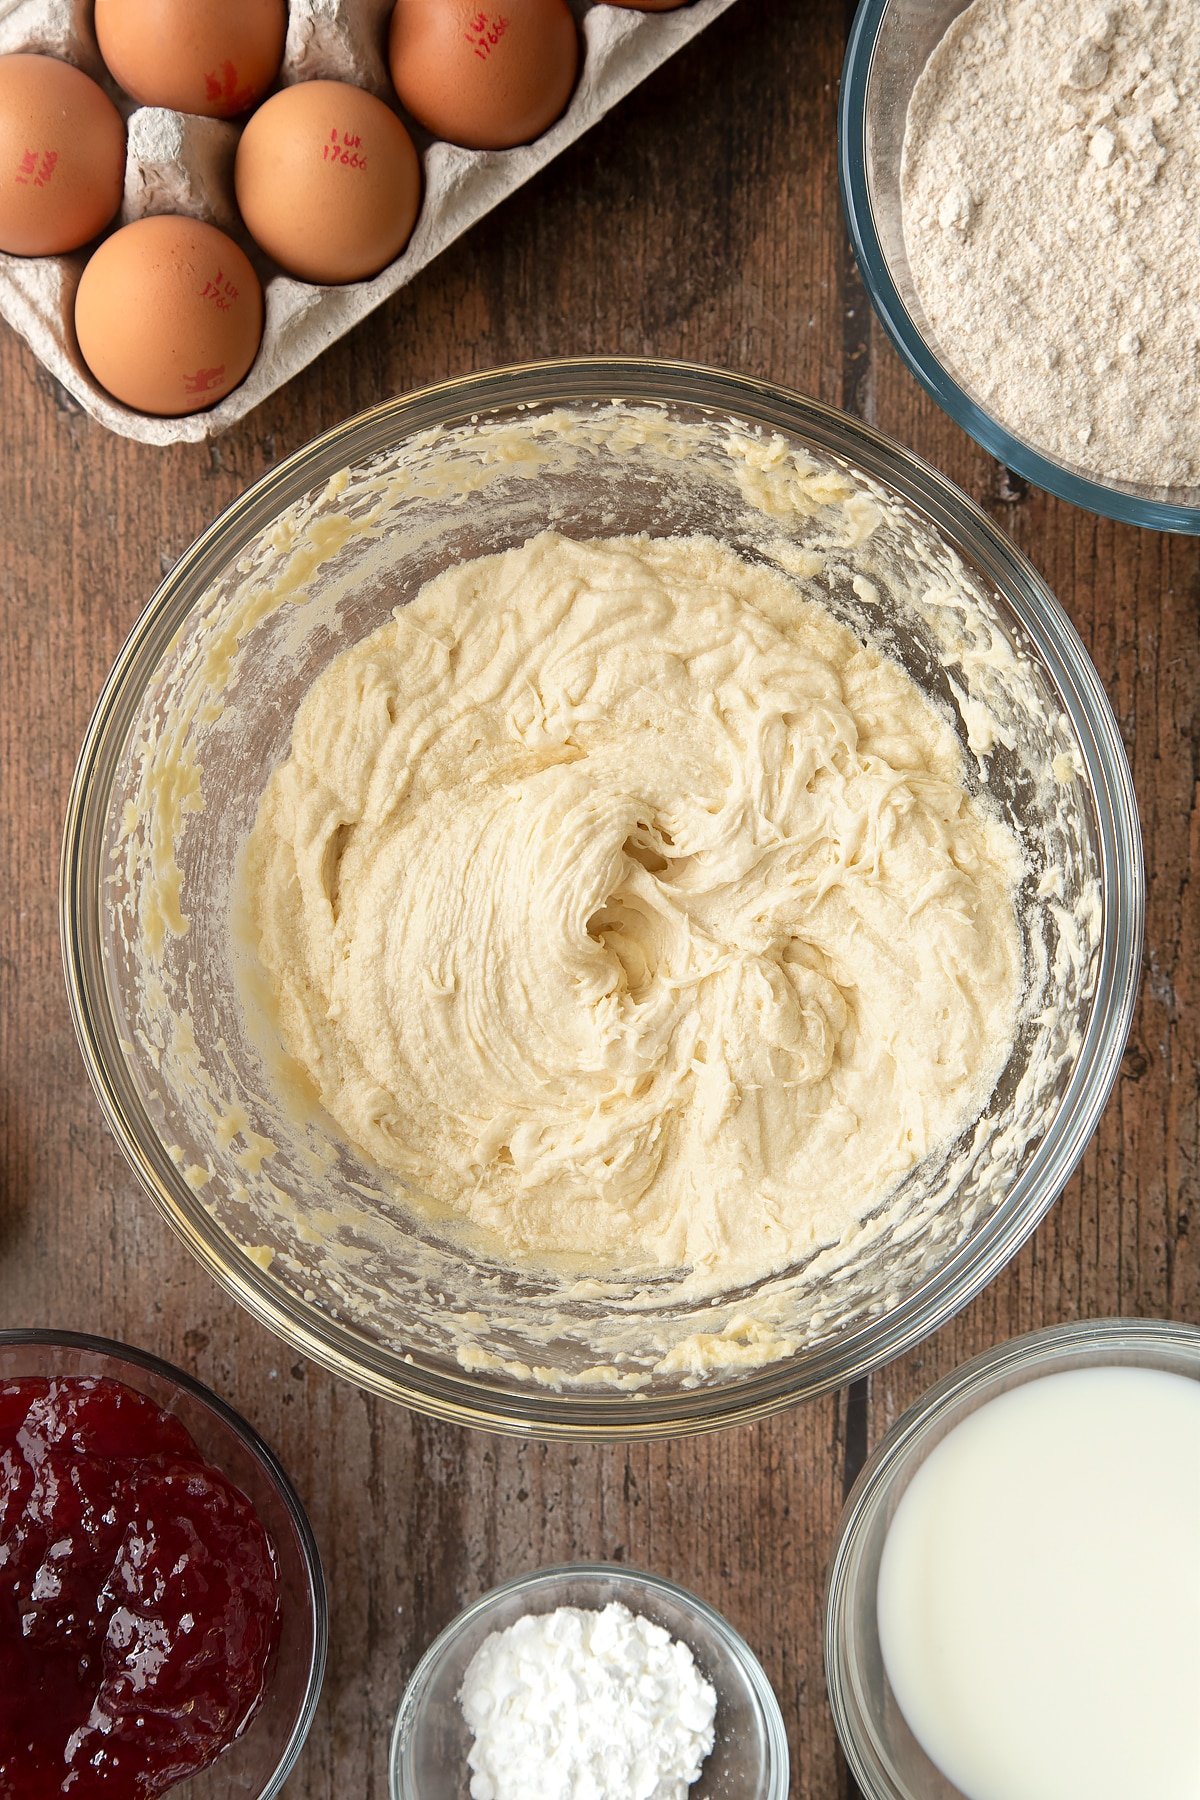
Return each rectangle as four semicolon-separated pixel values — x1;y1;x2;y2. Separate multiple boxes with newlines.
61;358;1142;1437
840;0;1200;533
389;1563;789;1800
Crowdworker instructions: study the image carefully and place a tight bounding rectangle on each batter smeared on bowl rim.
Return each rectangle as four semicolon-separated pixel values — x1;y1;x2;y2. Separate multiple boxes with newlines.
245;529;1024;1296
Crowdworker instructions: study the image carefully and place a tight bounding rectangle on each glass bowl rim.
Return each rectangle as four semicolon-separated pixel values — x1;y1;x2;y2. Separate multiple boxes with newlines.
0;1325;328;1800
388;1557;790;1800
823;1315;1200;1799
60;354;1144;1440
838;0;1200;536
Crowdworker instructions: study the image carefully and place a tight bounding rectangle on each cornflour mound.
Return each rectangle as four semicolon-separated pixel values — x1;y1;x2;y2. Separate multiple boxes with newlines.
459;1602;717;1800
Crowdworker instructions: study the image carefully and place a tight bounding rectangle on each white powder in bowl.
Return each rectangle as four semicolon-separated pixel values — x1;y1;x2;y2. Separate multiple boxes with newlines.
901;0;1200;493
458;1602;718;1800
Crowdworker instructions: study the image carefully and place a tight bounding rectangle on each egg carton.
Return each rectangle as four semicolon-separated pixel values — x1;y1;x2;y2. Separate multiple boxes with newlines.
0;0;739;443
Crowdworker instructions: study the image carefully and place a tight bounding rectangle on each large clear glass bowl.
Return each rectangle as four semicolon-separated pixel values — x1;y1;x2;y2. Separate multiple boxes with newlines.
390;1563;788;1800
0;1329;327;1799
824;1318;1200;1799
61;358;1143;1439
839;0;1200;535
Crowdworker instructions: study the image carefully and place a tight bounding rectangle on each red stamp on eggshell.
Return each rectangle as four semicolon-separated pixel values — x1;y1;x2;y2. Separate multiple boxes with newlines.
465;12;509;58
183;365;227;395
199;268;239;311
204;61;255;115
15;148;57;187
322;128;367;171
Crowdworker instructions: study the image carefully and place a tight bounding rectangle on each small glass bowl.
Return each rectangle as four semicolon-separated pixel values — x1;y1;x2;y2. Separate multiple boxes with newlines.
0;1328;327;1799
824;1317;1200;1799
390;1562;789;1800
839;0;1200;534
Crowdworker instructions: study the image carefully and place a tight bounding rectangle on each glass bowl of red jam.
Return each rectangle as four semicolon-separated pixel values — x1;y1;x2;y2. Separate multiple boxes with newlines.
0;1329;326;1799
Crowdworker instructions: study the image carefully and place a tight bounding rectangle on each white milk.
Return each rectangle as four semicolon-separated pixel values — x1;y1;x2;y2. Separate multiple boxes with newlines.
876;1365;1200;1800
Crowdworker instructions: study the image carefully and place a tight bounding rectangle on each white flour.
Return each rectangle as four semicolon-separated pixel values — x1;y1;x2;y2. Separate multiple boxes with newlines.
458;1603;718;1800
901;0;1200;493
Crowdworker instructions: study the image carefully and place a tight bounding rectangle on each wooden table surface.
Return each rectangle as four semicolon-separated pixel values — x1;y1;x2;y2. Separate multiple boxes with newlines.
2;6;1197;1795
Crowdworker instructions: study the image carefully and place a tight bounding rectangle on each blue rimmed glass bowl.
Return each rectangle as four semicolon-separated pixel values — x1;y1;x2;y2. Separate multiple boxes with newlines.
839;0;1200;535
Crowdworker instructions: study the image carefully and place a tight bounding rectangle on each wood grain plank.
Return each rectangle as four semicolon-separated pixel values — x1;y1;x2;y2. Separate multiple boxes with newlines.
0;5;1195;1797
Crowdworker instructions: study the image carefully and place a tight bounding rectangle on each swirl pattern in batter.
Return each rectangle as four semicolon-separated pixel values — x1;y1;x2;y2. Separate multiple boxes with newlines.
246;532;1023;1294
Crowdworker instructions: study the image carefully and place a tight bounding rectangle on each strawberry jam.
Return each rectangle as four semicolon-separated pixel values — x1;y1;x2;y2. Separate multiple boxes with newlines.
0;1375;281;1798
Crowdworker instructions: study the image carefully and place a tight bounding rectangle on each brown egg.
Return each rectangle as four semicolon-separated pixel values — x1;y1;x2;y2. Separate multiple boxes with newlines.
0;54;125;256
235;81;421;285
388;0;578;151
94;0;286;119
74;215;263;414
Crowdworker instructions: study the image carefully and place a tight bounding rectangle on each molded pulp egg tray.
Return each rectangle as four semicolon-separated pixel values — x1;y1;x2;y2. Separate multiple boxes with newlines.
0;0;738;442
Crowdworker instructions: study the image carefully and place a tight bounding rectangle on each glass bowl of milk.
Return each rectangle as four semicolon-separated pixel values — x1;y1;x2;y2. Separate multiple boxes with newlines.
824;1318;1200;1800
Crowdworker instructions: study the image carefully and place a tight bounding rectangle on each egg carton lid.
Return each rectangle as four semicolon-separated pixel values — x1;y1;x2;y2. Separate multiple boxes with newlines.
0;0;740;444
